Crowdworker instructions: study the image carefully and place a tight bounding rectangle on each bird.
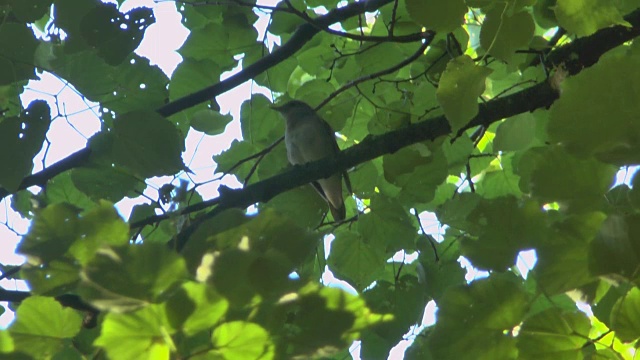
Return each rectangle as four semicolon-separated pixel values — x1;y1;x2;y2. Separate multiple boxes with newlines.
272;100;351;221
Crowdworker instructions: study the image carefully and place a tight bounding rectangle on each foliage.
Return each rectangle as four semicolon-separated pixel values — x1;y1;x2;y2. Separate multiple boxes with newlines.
1;0;640;359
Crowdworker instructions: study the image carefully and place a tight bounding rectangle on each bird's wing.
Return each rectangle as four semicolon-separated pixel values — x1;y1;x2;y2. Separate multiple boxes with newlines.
320;118;353;195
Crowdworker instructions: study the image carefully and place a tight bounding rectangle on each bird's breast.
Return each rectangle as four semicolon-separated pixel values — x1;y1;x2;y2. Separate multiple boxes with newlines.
285;121;333;165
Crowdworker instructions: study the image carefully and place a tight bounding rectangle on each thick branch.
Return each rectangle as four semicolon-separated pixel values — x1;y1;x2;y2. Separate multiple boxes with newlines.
0;0;397;201
172;80;558;250
169;13;640;250
4;10;640;308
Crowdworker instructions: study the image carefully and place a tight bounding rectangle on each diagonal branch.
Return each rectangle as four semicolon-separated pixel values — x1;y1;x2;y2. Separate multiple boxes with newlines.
4;10;640;309
169;12;640;251
0;0;398;202
156;0;397;117
172;80;559;251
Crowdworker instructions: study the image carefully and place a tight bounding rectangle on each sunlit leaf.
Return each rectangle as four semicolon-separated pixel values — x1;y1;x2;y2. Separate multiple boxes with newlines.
437;55;493;131
555;0;631;36
9;297;82;358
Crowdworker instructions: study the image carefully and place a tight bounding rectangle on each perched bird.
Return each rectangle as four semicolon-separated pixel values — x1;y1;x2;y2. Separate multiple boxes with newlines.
272;100;351;221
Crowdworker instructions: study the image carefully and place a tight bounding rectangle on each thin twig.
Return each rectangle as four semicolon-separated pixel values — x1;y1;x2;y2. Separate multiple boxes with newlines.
413;209;439;262
317;39;433;109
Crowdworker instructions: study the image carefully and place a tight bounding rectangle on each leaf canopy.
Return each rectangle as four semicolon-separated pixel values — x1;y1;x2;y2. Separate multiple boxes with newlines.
1;0;640;359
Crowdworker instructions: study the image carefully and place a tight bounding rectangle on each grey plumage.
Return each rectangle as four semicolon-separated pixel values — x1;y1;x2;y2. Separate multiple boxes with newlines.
272;100;351;221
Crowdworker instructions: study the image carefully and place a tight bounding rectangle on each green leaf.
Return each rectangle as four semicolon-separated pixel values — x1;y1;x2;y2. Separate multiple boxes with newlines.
358;194;417;254
436;55;493;131
461;197;545;270
282;284;391;356
9;297;82;358
428;274;528;359
356;42;415;76
269;0;306;36
548;54;640;165
533;0;559;28
80;3;154;66
48;50;112;98
480;6;535;63
165;282;229;336
555;0;631;37
45;171;97;210
437;192;482;232
8;0;52;23
169;58;221;112
247;43;298;94
79;242;188;311
112;110;186;178
328;230;386;291
67;201;130;265
108;55;170;114
517;308;591;359
264;186;327;229
0;100;50;191
493;113;536;152
404;0;467;33
592;282;630;328
17;203;81;264
422;257;466;301
0;23;38;85
515;146;616;204
179;23;236;71
589;214;640;283
190;109;233;135
361;275;427;358
195;209;319;304
240;95;284;147
21;259;80;295
534;212;605;294
213;140;259;181
94;305;174;360
295;79;336;107
0;329;14;353
211;321;274;360
610;287;640;342
349;161;379;198
383;146;449;205
71;167;141;202
475;164;523;199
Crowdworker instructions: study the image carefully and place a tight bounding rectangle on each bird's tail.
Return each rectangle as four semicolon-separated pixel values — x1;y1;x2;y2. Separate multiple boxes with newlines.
329;203;346;222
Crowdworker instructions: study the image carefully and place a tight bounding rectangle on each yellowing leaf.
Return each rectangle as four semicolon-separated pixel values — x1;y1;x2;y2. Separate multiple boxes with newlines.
555;0;631;37
211;321;274;360
436;55;493;131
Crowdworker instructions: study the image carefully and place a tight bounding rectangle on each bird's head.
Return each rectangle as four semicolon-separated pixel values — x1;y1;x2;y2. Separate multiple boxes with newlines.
271;100;315;120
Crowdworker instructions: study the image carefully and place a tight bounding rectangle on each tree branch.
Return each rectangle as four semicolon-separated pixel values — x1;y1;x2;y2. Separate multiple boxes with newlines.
317;38;433;109
172;79;559;250
282;0;429;43
0;0;397;201
0;288;98;314
156;0;397;118
130;11;640;250
4;10;640;310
